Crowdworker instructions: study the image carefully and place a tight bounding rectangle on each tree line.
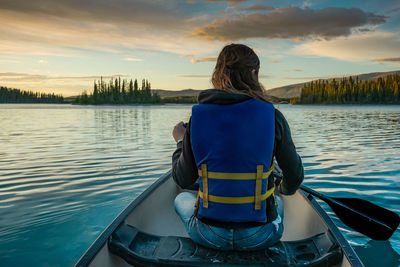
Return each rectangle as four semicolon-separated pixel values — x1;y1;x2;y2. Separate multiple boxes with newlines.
75;77;161;104
0;86;64;103
293;74;400;104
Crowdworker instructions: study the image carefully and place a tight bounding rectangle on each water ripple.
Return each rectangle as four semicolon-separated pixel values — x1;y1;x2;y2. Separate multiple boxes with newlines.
1;104;399;267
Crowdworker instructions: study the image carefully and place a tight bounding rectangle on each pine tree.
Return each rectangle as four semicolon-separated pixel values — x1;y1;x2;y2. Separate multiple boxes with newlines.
134;79;139;102
128;79;134;102
121;79;126;103
93;81;99;103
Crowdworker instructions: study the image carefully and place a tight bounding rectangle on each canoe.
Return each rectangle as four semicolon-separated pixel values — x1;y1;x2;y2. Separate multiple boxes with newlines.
75;170;364;266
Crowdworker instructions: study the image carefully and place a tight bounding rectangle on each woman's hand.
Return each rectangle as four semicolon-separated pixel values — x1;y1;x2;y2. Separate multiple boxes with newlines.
172;121;186;143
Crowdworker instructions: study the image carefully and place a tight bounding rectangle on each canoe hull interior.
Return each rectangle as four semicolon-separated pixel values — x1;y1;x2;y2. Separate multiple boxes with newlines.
108;223;343;266
77;172;362;267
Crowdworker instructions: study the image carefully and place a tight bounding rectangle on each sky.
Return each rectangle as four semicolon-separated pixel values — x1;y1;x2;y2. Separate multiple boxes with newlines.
0;0;399;96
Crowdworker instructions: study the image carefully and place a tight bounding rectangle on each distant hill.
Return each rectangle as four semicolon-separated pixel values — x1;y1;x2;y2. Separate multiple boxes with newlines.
266;70;400;99
153;89;203;97
64;96;77;103
265;82;305;99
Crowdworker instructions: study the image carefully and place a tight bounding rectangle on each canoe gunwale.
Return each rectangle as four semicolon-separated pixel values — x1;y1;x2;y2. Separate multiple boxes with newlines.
75;170;364;267
75;170;172;267
300;190;364;267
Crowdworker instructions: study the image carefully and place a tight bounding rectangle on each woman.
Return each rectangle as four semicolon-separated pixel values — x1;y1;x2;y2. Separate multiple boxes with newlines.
172;44;303;251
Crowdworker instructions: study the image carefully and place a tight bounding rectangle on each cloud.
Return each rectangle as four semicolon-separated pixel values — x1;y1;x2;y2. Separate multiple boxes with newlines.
0;0;186;29
123;57;143;62
181;55;217;64
372;57;400;63
191;57;217;64
0;58;21;63
301;0;312;9
0;1;220;56
178;73;271;79
38;59;48;64
266;60;280;64
291;31;400;62
283;76;326;80
235;5;274;12
281;74;345;80
192;6;386;41
0;72;131;96
205;0;248;6
0;72;128;82
177;74;211;78
283;69;303;72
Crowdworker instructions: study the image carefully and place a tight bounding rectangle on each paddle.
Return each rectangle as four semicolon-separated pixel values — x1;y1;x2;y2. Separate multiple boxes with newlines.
299;184;400;240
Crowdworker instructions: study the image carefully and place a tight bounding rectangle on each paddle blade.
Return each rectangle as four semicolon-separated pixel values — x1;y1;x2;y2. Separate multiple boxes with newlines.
327;197;400;240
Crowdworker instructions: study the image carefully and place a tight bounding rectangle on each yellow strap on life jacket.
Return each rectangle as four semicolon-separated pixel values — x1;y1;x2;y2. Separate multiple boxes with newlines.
195;193;200;208
198;164;275;209
197;165;274;180
255;165;263;210
198;185;275;204
201;164;209;208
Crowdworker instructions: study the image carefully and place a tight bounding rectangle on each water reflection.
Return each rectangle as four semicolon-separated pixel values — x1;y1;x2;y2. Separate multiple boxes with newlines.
280;105;400;265
353;240;400;267
0;104;399;266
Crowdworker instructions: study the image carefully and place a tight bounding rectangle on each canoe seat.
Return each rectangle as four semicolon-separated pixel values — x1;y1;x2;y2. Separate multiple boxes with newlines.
109;223;342;266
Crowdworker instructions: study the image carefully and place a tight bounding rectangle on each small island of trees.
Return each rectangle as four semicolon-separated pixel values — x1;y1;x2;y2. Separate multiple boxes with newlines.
75;77;161;105
0;86;65;103
292;74;400;104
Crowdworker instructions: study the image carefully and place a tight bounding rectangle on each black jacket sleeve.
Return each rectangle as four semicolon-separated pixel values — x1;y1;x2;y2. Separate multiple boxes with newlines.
274;109;304;195
172;118;198;189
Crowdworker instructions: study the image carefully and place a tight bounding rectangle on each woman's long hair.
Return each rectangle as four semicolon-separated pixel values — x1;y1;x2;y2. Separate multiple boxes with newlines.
212;44;275;103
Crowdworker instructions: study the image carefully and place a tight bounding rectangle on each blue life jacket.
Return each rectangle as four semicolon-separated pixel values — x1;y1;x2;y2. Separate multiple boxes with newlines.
191;98;276;223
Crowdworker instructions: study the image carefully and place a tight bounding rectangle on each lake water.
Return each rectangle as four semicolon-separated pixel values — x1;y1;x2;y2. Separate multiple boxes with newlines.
0;104;399;267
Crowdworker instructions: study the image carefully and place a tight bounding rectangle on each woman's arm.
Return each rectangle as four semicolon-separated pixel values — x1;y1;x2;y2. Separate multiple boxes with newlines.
274;109;304;195
172;118;199;189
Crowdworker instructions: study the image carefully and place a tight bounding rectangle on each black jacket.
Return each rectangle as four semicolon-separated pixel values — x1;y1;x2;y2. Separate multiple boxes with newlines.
172;89;304;225
172;89;303;192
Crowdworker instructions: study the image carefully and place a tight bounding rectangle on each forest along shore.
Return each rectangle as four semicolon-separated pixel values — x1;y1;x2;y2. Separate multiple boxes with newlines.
2;73;400;105
0;86;65;103
290;74;400;105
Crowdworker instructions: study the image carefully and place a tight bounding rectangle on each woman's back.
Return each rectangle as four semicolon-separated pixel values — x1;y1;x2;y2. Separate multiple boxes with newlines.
171;44;304;251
